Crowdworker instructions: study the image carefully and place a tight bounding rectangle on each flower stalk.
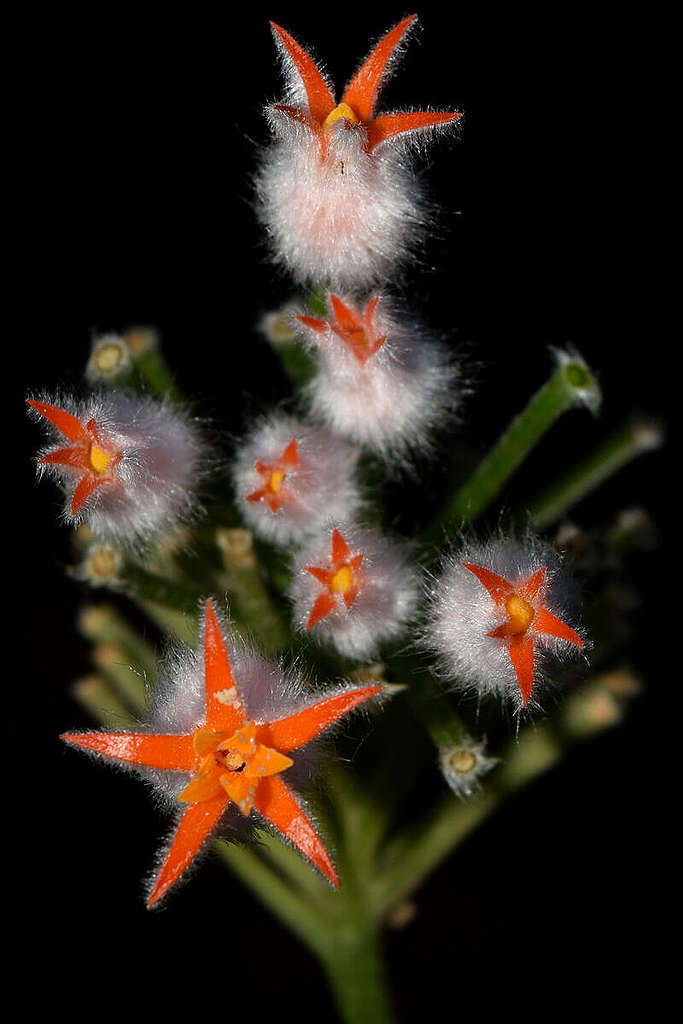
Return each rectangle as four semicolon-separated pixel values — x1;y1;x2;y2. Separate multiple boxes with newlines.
529;418;663;528
438;352;601;529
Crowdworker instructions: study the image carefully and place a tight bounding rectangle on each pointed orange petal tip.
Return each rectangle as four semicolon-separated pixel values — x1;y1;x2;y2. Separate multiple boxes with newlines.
27;399;88;441
296;314;327;333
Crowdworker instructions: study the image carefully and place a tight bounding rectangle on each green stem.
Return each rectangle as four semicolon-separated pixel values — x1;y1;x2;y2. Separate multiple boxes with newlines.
119;563;202;615
216;528;291;652
529;418;663;529
317;924;394;1024
132;348;183;402
438;351;600;528
371;673;623;916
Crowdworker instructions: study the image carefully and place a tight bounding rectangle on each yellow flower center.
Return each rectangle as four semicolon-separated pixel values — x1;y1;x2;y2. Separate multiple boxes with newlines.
505;594;535;634
323;102;360;128
89;443;111;474
178;722;293;815
268;468;286;493
331;565;353;593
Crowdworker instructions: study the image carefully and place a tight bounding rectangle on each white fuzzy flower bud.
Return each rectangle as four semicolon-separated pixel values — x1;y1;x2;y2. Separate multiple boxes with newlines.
232;414;363;547
424;534;588;712
257;18;461;290
296;293;458;462
27;391;206;549
289;524;420;660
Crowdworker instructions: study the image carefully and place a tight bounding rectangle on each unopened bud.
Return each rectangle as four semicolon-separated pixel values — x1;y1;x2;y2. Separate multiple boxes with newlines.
217;527;257;569
439;736;497;798
86;334;132;382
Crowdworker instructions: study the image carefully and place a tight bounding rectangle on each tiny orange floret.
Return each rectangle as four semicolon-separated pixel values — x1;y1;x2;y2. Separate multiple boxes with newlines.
28;399;121;513
463;562;583;706
245;437;300;512
305;528;364;629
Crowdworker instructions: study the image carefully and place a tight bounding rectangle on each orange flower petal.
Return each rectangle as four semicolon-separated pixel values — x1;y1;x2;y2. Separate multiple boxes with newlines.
296;314;328;333
305;565;334;586
520;567;546;601
281;438;299;467
258;684;383;752
270;22;336;124
462;563;514;606
534;608;584;648
343;584;359;610
178;773;225;804
27;399;88;442
330;293;360;332
203;601;244;732
508;638;535;706
146;794;229;908
245;744;294;779
367;111;461;151
40;446;87;469
61;732;196;771
254;774;339;887
71;473;106;514
331;528;350;564
305;592;336;630
272;103;314;127
341;14;418;122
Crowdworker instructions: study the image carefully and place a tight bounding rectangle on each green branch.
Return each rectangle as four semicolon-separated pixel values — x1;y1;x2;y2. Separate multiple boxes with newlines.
437;350;601;530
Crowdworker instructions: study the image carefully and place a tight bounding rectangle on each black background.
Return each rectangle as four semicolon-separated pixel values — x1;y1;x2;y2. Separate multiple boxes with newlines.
15;3;664;1019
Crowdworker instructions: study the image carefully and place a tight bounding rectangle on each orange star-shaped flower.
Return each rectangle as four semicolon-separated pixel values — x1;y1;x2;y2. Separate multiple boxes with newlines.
298;295;386;365
463;563;584;706
245;437;299;511
305;528;364;629
27;399;122;513
63;600;382;907
271;15;461;153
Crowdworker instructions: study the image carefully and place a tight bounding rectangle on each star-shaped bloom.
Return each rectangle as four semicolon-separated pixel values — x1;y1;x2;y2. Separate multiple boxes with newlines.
295;293;459;462
290;524;420;660
298;294;386;366
462;563;584;706
270;15;461;152
27;399;122;514
246;437;299;512
425;536;587;711
258;16;462;289
27;391;205;547
62;600;383;907
304;528;365;628
233;414;362;546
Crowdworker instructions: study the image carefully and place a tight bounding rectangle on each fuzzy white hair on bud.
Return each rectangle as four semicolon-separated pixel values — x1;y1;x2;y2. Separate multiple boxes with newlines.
257;18;461;290
296;294;459;463
258;111;426;290
289;524;420;660
423;533;588;713
27;391;207;549
232;414;363;547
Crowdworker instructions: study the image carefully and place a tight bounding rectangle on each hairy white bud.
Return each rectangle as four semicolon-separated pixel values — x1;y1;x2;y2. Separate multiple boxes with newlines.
289;524;420;660
424;533;588;712
232;414;363;547
27;391;207;549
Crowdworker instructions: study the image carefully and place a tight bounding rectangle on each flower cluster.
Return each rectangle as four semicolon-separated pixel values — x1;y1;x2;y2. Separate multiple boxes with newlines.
28;16;598;923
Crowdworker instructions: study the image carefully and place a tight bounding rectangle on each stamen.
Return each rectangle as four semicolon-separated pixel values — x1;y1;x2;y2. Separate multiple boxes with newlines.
505;594;535;634
269;469;286;492
323;102;359;127
89;444;111;474
331;565;353;593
